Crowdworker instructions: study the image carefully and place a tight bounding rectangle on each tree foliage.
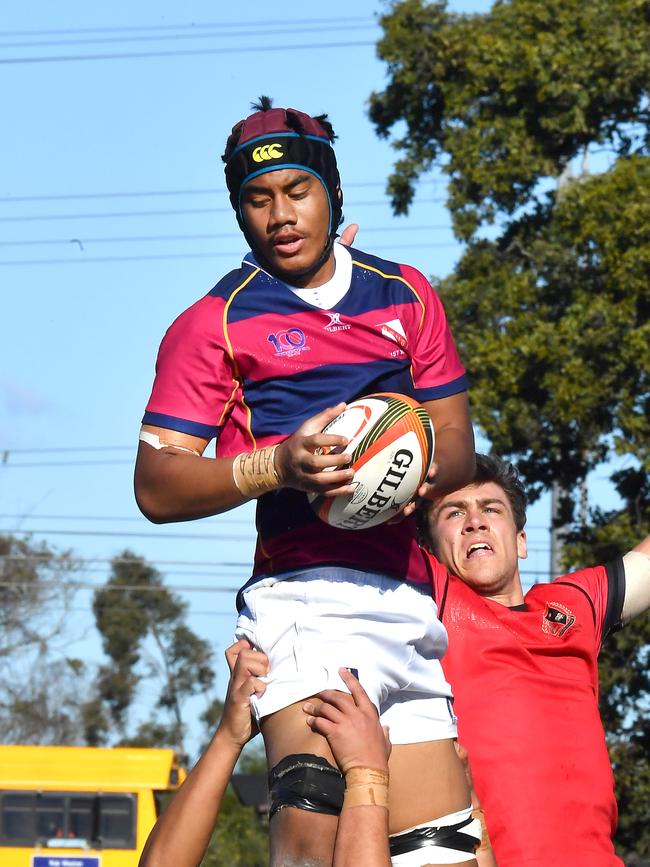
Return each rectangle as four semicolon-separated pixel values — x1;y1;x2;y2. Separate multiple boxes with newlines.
89;551;215;756
0;534;76;660
370;0;650;238
440;156;650;499
0;535;89;743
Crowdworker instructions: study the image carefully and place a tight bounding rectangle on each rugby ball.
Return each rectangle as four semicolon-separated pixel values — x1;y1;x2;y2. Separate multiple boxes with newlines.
308;393;435;530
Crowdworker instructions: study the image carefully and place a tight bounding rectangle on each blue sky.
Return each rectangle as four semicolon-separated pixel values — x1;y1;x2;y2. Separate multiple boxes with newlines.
0;0;618;748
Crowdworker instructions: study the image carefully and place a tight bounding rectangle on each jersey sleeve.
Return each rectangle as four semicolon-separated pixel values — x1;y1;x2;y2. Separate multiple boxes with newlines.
553;561;624;651
142;293;237;441
398;264;468;402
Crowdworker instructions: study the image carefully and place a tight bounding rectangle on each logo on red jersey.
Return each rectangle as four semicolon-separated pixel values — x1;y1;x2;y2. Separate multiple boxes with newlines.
542;601;576;637
267;327;310;358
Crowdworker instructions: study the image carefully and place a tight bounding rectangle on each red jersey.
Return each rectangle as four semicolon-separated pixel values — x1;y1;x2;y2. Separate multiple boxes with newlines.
429;554;625;866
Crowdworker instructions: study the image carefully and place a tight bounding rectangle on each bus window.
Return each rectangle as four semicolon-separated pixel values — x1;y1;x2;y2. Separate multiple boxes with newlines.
2;793;35;844
36;794;65;841
0;792;135;849
98;794;135;848
69;795;94;840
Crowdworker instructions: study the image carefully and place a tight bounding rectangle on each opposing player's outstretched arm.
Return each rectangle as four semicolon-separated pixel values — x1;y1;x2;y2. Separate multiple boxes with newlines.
135;403;355;523
621;533;650;624
303;668;392;867
138;640;268;867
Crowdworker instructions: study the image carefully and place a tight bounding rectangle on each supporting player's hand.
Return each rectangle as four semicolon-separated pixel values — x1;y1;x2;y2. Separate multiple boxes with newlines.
338;223;359;246
219;639;269;749
303;668;391;774
275;403;356;496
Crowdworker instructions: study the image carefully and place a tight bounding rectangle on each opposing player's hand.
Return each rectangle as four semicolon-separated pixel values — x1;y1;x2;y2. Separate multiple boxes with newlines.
303;668;391;774
275;403;356;496
220;639;269;748
338;223;359;246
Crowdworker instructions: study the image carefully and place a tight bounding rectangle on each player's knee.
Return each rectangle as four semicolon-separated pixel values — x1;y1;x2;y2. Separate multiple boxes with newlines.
268;753;344;818
389;806;481;865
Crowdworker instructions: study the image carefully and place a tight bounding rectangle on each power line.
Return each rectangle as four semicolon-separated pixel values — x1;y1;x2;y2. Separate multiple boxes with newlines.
0;513;551;532
0;242;459;268
0;529;550;555
0;527;254;541
0;198;444;223
0;39;375;65
1;445;132;454
0;225;452;249
0;554;249;567
2;22;377;51
2;459;135;467
0;16;373;39
0;579;240;593
0;180;425;204
0;513;249;525
52;604;237;617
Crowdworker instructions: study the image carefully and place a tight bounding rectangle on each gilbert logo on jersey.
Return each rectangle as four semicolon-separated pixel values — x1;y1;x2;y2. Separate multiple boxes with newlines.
323;312;350;332
542;601;576;637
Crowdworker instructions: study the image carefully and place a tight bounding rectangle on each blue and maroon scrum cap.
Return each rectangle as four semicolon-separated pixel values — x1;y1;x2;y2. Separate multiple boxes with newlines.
223;97;343;237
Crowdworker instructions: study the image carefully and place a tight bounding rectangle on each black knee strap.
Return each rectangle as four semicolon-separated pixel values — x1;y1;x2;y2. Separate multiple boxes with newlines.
268;753;344;819
389;816;479;857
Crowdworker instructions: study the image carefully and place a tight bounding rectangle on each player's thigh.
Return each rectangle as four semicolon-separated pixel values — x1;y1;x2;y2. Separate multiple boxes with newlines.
262;699;340;867
388;738;471;835
261;696;337;768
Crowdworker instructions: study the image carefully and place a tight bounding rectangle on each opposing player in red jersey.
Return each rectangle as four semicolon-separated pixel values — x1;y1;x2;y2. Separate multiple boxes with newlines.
135;97;480;865
422;453;650;866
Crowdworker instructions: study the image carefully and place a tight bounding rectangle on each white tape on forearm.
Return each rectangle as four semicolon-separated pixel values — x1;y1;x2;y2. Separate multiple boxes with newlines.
139;430;200;456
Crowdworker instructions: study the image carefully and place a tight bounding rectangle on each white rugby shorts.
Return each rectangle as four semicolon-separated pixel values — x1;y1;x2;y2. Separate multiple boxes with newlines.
234;568;457;744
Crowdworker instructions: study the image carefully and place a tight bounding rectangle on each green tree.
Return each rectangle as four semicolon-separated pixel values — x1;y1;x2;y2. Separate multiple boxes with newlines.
90;551;215;756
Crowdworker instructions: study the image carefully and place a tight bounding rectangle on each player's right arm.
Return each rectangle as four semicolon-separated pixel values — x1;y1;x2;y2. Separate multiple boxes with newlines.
134;405;356;523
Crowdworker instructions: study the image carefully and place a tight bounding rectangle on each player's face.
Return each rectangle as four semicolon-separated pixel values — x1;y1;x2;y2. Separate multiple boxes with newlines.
428;481;527;600
240;169;334;288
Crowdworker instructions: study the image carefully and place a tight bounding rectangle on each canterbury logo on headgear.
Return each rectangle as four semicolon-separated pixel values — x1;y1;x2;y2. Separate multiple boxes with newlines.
252;143;283;162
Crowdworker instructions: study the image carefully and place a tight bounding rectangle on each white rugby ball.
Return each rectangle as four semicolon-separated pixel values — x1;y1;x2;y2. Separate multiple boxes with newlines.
308;392;435;530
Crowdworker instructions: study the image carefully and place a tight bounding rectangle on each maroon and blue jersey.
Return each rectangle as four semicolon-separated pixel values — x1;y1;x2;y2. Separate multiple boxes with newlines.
143;246;467;591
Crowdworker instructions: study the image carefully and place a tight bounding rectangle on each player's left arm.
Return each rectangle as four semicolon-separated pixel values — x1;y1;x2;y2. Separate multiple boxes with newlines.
621;533;650;625
421;392;475;496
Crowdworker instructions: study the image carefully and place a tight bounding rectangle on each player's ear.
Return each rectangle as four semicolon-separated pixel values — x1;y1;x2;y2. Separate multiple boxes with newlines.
517;529;528;560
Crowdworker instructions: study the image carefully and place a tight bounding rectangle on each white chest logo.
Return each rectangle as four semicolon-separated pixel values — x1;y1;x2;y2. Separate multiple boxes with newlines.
324;312;351;332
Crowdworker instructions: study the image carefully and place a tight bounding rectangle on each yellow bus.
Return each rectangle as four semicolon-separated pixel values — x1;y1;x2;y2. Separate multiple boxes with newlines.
0;745;186;867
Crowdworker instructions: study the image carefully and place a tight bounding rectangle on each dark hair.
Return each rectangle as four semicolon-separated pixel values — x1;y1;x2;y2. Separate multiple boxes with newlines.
472;454;528;531
418;453;528;549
